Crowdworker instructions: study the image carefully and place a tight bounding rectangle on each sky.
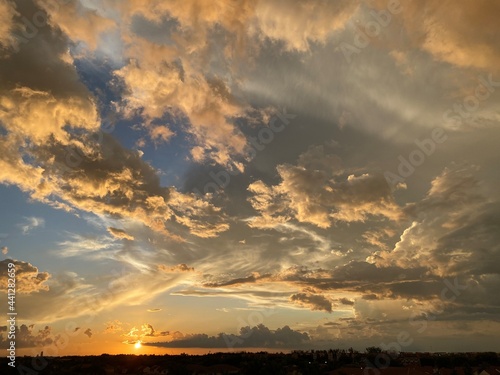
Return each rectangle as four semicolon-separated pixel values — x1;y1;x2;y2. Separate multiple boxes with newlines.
0;0;499;357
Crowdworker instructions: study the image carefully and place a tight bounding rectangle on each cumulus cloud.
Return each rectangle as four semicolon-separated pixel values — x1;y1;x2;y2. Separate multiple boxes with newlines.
0;324;55;348
389;0;500;73
44;134;230;239
290;292;333;312
0;259;50;293
35;0;116;50
1;246;8;255
373;165;500;278
144;324;309;348
0;0;230;240
123;323;170;344
114;56;248;168
255;0;358;51
149;125;174;144
247;145;402;228
105;0;359;168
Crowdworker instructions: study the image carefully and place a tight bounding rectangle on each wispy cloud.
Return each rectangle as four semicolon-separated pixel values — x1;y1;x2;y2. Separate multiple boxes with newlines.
18;217;45;235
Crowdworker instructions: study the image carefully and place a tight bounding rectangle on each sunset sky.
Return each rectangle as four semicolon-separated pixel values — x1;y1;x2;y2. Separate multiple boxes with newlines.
1;0;500;356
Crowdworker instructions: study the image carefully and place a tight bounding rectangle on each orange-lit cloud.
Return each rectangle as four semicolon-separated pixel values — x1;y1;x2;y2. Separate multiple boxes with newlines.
0;259;50;293
247;146;402;229
107;227;135;241
158;263;195;273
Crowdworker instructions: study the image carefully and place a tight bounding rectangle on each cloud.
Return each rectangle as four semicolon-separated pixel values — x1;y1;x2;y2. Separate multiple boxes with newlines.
373;165;500;278
10;251;200;323
106;0;359;168
203;272;270;288
1;246;8;255
147;308;162;313
0;1;229;240
0;324;56;348
18;217;45;235
290;292;332;312
247;145;402;228
107;227;135;241
84;328;92;338
390;0;500;73
255;0;358;51
123;323;170;344
58;233;118;259
114;56;248;168
0;0;17;48
0;259;50;293
158;263;195;273
339;298;355;306
35;0;115;50
104;320;123;334
145;324;309;348
34;132;229;239
149;125;174;144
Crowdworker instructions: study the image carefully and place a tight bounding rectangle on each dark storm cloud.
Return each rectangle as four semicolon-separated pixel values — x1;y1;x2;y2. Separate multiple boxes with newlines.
0;324;56;348
290;292;333;312
145;324;309;348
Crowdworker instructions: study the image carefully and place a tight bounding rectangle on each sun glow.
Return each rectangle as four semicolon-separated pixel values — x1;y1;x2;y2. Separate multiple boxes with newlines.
134;341;142;349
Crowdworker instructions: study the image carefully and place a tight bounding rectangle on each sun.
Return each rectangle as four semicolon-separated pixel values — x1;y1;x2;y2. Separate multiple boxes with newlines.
134;341;142;349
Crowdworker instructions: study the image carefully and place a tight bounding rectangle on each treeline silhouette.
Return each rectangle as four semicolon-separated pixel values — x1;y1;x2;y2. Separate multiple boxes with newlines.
1;350;499;374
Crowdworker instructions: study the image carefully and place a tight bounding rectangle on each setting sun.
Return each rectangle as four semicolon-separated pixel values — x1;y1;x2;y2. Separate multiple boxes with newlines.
134;341;142;350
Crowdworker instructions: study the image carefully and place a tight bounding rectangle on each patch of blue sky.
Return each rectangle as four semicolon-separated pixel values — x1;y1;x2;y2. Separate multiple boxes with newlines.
0;185;105;270
73;56;196;189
